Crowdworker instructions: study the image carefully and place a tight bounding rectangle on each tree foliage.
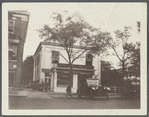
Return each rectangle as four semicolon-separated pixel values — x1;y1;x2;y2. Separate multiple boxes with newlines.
21;56;34;85
38;11;111;89
101;60;113;71
124;42;140;77
38;12;96;87
106;26;131;78
99;26;140;78
90;31;112;56
92;26;140;79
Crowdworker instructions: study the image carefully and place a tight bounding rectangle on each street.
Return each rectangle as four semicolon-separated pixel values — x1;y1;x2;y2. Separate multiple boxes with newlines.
9;89;140;109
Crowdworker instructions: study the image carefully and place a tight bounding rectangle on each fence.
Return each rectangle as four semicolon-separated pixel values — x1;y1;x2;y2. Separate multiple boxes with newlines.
108;86;123;93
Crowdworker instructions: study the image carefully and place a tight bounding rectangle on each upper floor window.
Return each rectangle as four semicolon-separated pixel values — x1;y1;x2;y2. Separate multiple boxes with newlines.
52;50;59;63
86;54;93;66
8;20;15;34
9;50;16;60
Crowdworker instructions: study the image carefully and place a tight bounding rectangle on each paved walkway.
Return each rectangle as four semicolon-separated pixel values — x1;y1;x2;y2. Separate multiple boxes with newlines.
9;88;128;99
9;87;28;97
27;90;53;99
26;90;123;99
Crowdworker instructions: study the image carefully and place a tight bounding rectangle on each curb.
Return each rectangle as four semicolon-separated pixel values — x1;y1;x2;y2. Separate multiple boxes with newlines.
47;93;123;99
9;94;28;97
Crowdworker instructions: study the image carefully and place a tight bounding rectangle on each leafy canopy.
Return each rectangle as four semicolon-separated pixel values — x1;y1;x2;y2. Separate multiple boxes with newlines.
38;11;97;63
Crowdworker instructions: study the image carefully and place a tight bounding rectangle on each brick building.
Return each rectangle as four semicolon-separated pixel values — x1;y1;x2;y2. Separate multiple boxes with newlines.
8;11;30;88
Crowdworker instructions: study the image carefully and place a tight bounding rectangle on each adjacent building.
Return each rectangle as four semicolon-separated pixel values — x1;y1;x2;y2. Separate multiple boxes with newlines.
8;11;30;88
33;41;101;93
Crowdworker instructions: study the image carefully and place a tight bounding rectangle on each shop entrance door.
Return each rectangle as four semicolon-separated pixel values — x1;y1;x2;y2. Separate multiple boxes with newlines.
45;77;51;90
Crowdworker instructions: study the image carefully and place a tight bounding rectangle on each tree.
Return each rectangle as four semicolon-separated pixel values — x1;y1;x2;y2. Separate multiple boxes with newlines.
90;31;112;56
101;60;113;71
38;11;98;92
124;42;140;77
91;27;131;79
21;56;34;86
106;26;131;79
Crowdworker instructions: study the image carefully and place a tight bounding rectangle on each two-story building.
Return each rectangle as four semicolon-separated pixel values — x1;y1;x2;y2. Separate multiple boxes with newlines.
33;41;101;93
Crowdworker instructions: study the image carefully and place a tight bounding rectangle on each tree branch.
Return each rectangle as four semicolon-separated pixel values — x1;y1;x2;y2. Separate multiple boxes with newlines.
111;46;122;62
59;52;69;63
46;47;69;63
72;49;87;63
71;50;83;59
56;37;71;61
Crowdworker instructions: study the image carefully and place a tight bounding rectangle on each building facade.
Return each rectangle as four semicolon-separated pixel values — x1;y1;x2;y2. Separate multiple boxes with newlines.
33;42;101;93
8;11;30;88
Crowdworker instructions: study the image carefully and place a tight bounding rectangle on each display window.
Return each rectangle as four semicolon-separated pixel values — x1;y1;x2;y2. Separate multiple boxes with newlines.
57;72;72;87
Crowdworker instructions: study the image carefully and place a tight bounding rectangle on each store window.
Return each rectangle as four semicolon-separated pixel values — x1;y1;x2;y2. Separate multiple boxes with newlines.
52;50;59;63
57;73;72;87
86;54;93;66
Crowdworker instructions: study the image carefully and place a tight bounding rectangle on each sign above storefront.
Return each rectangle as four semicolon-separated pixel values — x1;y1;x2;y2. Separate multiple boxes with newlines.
57;69;94;75
58;63;94;69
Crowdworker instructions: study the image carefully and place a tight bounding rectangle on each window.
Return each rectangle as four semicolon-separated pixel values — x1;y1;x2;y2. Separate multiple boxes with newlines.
9;50;16;60
57;73;72;87
86;54;93;66
52;50;59;63
8;20;15;34
45;78;47;83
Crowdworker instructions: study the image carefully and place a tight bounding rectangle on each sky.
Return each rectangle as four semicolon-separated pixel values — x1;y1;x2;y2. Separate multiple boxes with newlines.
6;3;145;68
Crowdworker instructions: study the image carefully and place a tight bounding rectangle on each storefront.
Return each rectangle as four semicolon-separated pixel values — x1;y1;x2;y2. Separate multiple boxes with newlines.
48;63;95;93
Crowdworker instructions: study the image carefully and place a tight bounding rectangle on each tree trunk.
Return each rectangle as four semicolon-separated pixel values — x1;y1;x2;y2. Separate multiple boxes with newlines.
69;63;73;94
122;61;125;79
122;61;126;97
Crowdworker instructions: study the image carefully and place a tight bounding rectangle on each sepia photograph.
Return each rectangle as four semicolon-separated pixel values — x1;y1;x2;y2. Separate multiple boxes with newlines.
2;2;147;115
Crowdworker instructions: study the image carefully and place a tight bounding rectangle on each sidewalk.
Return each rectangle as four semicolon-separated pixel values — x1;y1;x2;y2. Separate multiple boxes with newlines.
9;87;28;97
108;93;122;98
9;87;123;98
47;92;76;99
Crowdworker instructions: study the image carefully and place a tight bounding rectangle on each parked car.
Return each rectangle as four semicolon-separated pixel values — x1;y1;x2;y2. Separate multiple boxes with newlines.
77;78;109;100
123;79;140;98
